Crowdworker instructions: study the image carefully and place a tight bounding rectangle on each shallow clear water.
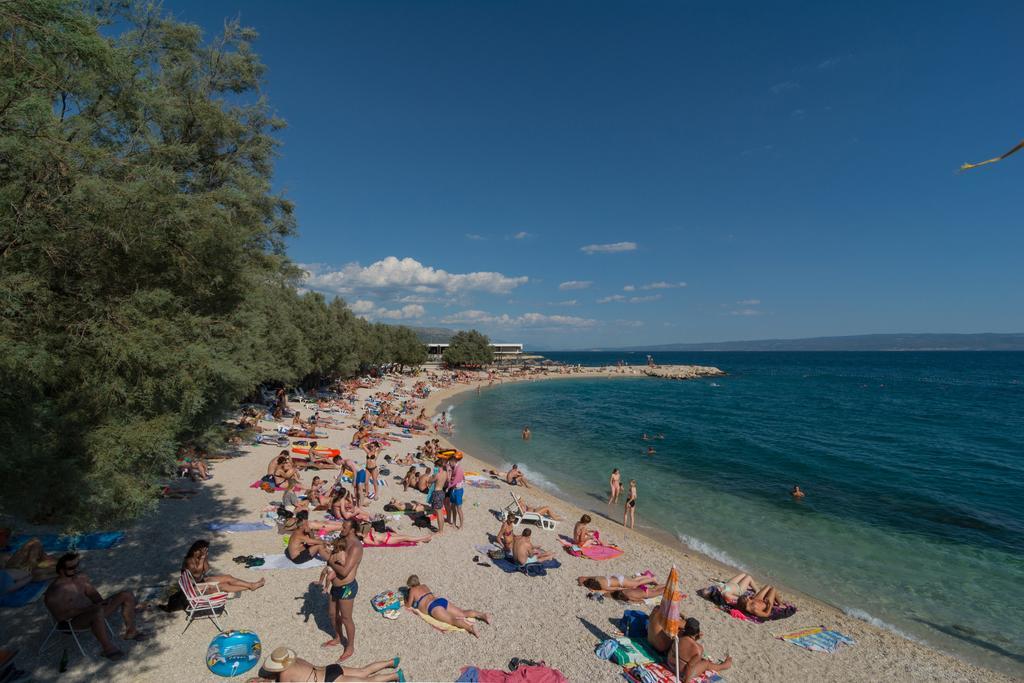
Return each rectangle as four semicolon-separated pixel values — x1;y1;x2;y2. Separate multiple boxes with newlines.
446;352;1024;675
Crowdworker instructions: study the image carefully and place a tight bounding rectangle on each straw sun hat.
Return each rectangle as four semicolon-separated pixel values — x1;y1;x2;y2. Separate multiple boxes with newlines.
263;647;297;673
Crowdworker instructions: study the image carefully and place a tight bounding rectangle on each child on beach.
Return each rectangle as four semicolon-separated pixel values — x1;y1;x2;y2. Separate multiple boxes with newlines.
624;480;637;529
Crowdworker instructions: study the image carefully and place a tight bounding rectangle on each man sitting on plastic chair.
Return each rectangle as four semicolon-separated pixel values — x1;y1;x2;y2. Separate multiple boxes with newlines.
43;553;150;660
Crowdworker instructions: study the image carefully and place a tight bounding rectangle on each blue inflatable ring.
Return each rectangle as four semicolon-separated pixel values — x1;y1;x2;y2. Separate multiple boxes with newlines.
207;629;261;677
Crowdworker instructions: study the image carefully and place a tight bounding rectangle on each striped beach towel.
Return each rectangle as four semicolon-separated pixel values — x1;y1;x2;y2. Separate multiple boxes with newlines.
779;627;854;653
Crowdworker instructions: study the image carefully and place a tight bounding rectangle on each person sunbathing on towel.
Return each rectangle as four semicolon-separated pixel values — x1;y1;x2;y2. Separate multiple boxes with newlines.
404;575;492;638
43;553;150;660
329;490;371;523
383;499;428;514
667;618;732;682
259;645;403;682
357;522;431;546
573;515;597;547
484;464;530;487
611;583;666;603
512;528;554;565
716;572;759;606
577;574;659;594
736;584;783;619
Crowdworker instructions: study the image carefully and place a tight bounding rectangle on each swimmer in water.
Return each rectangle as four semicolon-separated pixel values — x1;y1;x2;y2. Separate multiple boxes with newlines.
641;433;649;441
791;485;805;499
646;446;656;456
522;425;531;441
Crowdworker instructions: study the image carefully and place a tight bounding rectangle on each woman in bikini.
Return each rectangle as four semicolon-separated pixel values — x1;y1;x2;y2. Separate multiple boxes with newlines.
364;447;380;501
358;523;432;546
667;618;733;682
608;468;621;504
182;540;264;592
577;574;658;594
573;515;597;547
624;480;637;529
496;515;518;554
383;499;428;514
404;575;491;638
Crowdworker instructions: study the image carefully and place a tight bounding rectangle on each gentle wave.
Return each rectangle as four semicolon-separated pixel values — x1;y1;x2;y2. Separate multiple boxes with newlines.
502;461;563;495
842;607;924;645
676;532;748;571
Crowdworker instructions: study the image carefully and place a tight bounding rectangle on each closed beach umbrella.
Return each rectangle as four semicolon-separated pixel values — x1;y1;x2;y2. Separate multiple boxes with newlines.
660;565;683;682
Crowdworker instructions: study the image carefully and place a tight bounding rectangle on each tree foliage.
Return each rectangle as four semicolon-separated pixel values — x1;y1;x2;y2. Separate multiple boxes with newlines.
443;330;494;367
0;0;427;527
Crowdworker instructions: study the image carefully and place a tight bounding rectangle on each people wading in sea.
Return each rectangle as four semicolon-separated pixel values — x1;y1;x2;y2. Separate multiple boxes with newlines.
624;480;637;529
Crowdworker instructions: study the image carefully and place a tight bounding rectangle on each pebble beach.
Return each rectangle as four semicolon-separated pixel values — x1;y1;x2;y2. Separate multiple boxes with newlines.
0;369;1010;682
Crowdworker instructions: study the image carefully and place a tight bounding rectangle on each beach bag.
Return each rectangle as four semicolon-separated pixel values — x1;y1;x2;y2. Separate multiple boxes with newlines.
487;548;505;561
619;610;649;639
370;590;401;619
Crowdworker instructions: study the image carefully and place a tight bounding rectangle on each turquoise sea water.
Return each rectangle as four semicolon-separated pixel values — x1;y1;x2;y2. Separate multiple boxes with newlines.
445;352;1024;675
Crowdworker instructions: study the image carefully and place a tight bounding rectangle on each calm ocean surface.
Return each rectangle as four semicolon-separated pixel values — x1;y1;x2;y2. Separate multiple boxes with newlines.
445;352;1024;675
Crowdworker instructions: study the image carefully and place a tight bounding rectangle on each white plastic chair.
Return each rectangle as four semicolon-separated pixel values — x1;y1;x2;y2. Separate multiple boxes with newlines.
38;612;116;658
505;493;558;531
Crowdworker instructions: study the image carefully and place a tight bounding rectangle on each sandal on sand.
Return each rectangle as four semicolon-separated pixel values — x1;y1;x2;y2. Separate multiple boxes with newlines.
396;670;405;682
101;650;125;661
391;657;400;669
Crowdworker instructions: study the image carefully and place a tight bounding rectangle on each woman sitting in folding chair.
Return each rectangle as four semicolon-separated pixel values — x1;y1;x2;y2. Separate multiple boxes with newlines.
182;540;264;593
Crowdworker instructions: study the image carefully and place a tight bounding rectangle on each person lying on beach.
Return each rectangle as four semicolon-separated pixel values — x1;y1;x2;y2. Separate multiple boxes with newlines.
182;540;264;593
3;538;57;581
404;575;492;638
483;465;530;487
357;522;432;546
285;511;330;564
737;584;783;618
259;645;403;682
390;453;416;466
43;553;150;660
383;499;429;514
574;515;597;547
577;574;659;594
512;528;554;565
328;490;372;523
667;618;732;683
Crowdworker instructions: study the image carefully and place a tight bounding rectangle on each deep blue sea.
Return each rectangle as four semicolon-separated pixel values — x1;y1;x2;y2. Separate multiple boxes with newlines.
445;352;1024;675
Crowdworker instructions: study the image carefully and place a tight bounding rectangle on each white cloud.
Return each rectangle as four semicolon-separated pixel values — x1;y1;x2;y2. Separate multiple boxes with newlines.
559;280;593;290
377;304;425;320
791;109;806;119
465;233;485;241
581;241;637;255
629;294;661;303
550;299;578;306
348;300;424;320
638;281;686;290
623;285;636;292
440;310;596;328
302;257;528;296
770;80;799;95
615;319;645;328
729;308;763;316
737;299;761;306
511;231;530;240
597;294;627;304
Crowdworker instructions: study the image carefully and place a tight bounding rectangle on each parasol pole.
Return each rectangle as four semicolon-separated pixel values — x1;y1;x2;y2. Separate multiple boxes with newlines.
674;634;680;683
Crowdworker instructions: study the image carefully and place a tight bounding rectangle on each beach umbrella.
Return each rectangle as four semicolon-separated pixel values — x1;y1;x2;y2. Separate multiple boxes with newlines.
659;565;683;682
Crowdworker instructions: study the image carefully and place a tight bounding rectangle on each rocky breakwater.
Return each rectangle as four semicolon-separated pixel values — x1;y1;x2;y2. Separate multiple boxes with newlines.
642;364;726;380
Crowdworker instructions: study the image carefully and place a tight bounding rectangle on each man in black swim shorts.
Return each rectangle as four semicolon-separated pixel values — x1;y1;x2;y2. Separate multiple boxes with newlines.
325;520;363;664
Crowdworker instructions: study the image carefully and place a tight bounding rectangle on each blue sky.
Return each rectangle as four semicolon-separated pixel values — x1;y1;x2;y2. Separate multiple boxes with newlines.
169;0;1023;348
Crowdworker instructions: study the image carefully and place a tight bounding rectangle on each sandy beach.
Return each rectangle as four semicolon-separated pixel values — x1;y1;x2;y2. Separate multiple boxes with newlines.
0;369;1010;682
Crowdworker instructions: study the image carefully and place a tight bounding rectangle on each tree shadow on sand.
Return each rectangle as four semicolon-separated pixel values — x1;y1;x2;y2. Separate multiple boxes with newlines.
295;582;333;636
0;471;255;680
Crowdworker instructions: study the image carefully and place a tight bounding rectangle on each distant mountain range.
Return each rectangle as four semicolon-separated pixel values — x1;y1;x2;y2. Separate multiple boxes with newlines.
411;326;458;344
600;333;1024;352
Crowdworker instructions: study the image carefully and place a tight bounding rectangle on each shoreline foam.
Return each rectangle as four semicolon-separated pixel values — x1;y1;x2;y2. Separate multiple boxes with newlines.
423;370;1018;680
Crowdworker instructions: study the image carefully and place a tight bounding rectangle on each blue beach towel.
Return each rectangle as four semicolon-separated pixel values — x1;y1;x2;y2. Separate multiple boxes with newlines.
0;580;49;608
780;627;855;653
206;522;273;533
492;556;561;576
6;531;125;553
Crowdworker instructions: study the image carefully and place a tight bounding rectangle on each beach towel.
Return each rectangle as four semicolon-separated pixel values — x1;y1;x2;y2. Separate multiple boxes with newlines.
779;627;855;653
408;607;476;633
603;636;660;667
624;662;723;683
206;522;274;533
249;554;325;570
493;556;561;576
6;531;124;553
557;536;623;561
0;580;49;608
457;665;568;683
249;480;290;492
465;476;500;490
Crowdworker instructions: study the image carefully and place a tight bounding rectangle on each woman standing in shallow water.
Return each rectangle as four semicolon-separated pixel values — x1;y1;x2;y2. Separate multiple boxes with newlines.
608;468;621;504
624;480;637;528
